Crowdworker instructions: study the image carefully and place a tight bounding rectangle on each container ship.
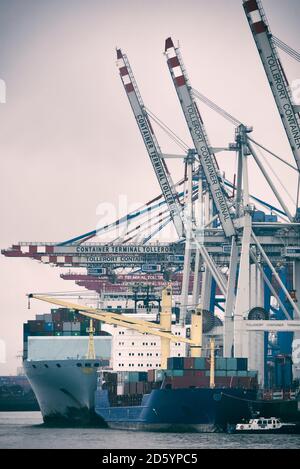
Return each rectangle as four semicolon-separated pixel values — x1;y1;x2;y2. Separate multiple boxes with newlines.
23;307;111;426
94;357;258;432
23;289;300;430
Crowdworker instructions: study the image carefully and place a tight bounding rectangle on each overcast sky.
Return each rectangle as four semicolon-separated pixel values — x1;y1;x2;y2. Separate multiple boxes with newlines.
0;0;299;374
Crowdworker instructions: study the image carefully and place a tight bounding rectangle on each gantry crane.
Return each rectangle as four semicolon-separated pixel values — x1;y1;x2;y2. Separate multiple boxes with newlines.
243;0;300;176
28;285;203;369
116;49;184;238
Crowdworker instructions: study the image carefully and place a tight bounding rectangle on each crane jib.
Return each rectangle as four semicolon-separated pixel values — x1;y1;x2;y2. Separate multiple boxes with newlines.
117;47;184;237
182;90;234;233
164;36;235;237
243;0;300;170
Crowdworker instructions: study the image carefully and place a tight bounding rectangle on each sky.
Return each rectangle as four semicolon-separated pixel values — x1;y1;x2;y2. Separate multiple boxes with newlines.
0;0;299;374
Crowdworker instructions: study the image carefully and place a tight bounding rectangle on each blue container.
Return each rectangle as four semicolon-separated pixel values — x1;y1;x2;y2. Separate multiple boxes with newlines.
252;210;265;222
44;322;54;332
265;214;277;222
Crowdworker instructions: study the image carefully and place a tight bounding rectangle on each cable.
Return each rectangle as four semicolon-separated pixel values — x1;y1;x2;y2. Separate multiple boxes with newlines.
272;36;300;62
145;107;189;152
192;88;299;173
254;143;296;206
248;138;297;172
192;88;241;126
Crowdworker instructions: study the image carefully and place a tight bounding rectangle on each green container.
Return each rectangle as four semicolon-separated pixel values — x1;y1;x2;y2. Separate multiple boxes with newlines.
237;371;248;377
172;370;184;377
227;370;237;377
226;358;238;370
215;358;227;370
54;332;62;336
205;370;210;377
247;371;258;378
194;358;206;370
124;372;140;383
215;370;226;377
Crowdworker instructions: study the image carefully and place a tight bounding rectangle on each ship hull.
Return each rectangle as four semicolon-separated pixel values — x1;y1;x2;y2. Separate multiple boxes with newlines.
24;359;107;426
251;398;300;423
95;387;257;432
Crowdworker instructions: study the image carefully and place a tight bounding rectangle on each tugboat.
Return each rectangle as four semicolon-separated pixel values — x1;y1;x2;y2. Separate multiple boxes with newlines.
230;417;299;434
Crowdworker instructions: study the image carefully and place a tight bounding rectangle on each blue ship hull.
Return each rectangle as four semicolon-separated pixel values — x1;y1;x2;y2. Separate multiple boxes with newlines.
95;387;257;432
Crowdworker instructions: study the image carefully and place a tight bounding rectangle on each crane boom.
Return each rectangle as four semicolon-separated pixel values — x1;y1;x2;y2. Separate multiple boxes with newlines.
116;48;184;238
243;0;300;173
164;38;235;238
28;293;194;344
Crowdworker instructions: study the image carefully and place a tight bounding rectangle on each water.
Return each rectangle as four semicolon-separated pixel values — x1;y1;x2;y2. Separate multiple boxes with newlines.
0;412;299;449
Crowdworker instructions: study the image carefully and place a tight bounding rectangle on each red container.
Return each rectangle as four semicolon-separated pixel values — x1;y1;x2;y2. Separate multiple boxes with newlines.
52;311;61;322
194;370;206;377
129;382;137;394
183;357;195;369
137;382;145;394
147;369;155;382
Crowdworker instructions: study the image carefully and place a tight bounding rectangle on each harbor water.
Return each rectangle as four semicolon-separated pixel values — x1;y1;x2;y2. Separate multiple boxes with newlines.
0;412;299;449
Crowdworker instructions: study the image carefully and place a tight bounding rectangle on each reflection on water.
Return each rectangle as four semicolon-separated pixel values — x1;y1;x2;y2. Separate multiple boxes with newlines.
0;412;299;449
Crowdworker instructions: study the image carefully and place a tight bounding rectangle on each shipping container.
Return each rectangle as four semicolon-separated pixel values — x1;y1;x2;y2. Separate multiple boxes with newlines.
28;320;45;332
237;370;248;377
52;311;61;322
183;357;195;369
247;370;258;378
71;322;81;332
63;322;72;331
215;370;227;377
44;322;54;332
171;369;184;377
129;382;137;394
252;210;265;222
54;322;63;332
43;314;52;322
215;358;227;370
193;357;207;370
167;357;184;370
237;358;248;371
226;358;238;370
147;369;155;382
226;370;238;377
265;214;277;222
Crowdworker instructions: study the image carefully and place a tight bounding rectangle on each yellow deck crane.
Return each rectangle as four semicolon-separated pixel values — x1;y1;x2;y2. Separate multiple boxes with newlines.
28;285;204;370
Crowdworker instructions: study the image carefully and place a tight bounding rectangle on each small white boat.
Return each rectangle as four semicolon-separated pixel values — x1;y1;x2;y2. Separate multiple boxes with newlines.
232;417;298;434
